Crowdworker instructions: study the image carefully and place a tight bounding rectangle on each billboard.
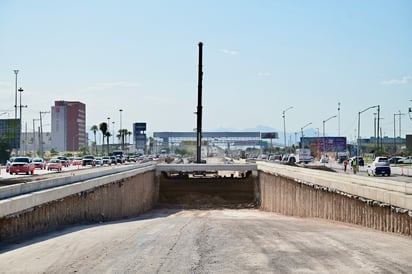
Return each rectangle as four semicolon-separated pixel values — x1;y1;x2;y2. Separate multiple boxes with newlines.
261;132;278;139
302;137;347;152
134;123;146;134
0;119;21;149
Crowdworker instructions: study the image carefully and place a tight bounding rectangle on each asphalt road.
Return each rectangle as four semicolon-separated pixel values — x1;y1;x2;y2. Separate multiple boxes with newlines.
1;208;411;273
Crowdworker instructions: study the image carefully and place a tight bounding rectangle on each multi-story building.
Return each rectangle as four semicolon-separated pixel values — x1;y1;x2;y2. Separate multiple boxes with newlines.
51;101;86;152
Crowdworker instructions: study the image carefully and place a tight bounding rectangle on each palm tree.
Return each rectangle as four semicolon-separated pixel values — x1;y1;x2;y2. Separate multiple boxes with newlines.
90;125;98;155
105;132;111;155
119;129;128;150
99;122;108;155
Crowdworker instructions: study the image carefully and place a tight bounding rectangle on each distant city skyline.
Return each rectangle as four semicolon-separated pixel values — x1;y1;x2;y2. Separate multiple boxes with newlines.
1;1;411;142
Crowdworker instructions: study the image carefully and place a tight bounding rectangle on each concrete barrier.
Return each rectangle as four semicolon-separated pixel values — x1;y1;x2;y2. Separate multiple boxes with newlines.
257;162;412;210
0;166;157;241
0;163;155;200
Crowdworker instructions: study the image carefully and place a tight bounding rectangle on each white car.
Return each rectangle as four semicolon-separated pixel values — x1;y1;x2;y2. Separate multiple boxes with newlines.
398;156;412;164
320;156;329;163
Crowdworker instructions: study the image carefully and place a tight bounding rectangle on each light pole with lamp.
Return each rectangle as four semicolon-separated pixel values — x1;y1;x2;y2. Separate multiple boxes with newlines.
323;115;337;156
13;70;19;119
393;111;405;155
357;105;379;156
17;87;27;154
119;109;123;131
300;122;312;149
112;121;115;146
282;106;293;153
107;117;110;153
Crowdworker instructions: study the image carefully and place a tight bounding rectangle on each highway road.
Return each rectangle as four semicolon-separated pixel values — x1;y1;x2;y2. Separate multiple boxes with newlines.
1;208;411;273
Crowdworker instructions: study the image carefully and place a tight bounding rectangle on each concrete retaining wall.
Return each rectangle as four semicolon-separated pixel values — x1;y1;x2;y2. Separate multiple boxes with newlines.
0;170;157;241
259;171;412;236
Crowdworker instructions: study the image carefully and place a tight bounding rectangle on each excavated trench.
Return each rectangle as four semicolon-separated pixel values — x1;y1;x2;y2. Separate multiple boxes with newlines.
158;172;259;208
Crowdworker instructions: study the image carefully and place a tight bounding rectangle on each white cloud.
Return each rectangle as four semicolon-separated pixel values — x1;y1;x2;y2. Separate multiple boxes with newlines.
83;81;142;91
220;49;240;55
381;76;412;85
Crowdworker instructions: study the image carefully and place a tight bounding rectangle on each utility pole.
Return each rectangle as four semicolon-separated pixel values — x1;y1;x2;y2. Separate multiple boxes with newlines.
39;111;50;158
196;42;203;163
13;70;19;119
338;102;341;137
33;118;39;156
394;111;405;155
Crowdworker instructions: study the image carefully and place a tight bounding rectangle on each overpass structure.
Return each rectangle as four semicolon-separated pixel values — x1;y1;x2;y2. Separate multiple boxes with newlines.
1;161;411;242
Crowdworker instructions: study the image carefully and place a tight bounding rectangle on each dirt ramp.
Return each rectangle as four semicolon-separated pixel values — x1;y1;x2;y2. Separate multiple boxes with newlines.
158;176;259;208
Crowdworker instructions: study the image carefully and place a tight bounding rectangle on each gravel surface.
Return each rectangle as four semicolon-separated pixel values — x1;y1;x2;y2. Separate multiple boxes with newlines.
1;208;411;274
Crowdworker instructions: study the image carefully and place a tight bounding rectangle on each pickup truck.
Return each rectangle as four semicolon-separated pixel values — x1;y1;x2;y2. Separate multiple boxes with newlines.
82;155;96;166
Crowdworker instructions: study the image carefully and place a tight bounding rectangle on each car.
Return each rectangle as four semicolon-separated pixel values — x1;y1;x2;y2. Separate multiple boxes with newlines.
32;158;46;169
95;157;103;166
109;156;117;165
367;157;391;176
320;156;329;164
389;156;403;164
102;156;111;165
72;157;83;166
47;158;63;172
57;156;70;167
349;156;364;167
337;155;348;164
9;157;35;175
398;156;412;164
82;155;96;166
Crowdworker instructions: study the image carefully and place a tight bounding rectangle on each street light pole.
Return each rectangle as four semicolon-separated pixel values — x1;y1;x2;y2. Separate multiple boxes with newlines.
112;121;115;145
323;115;337;155
357;105;379;156
119;109;123;131
107;117;110;153
338;102;341;137
13;70;19;119
282;106;293;153
300;122;312;149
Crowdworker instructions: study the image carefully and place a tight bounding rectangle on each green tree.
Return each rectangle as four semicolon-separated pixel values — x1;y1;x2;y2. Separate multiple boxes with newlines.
50;148;59;156
91;125;98;155
0;136;11;164
99;122;108;155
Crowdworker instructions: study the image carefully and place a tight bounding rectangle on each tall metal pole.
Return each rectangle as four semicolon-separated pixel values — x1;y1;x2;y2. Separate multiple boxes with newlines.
39;112;43;158
119;109;123;131
338;102;341;137
13;70;19;119
323;115;337;155
39;111;50;158
282;106;293;153
357;105;378;156
377;105;380;151
196;42;203;163
300;122;312;149
393;113;396;155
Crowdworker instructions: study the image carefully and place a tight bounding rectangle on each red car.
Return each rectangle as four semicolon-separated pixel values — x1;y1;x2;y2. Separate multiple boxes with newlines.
9;157;35;175
33;158;46;170
47;159;63;172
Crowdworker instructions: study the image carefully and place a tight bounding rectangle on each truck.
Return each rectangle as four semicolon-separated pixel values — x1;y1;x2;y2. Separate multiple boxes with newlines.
295;149;313;164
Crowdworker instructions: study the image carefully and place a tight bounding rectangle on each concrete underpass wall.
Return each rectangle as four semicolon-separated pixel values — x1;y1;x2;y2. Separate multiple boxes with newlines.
0;170;157;241
259;171;412;236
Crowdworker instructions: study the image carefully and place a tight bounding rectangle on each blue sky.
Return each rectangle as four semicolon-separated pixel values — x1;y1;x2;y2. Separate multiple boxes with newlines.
0;0;411;145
